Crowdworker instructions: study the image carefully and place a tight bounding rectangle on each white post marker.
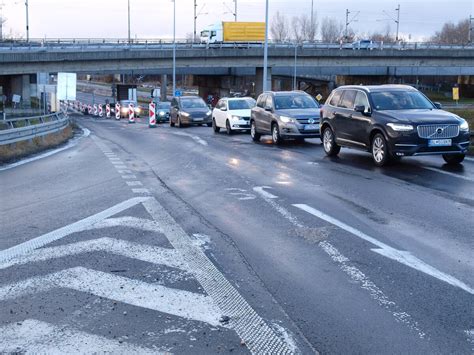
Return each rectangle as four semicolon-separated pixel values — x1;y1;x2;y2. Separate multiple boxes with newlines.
93;104;98;117
98;104;103;118
115;103;121;120
128;103;135;124
106;104;111;118
148;102;156;128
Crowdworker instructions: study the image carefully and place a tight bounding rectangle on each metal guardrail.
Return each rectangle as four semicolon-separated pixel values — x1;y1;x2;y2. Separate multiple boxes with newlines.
0;112;69;145
0;38;473;52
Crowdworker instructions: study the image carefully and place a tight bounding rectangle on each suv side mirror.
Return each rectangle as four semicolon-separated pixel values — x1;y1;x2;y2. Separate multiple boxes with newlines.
434;102;442;109
264;105;273;112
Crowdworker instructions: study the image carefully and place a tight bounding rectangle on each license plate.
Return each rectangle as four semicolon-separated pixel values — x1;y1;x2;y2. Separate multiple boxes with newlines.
193;118;203;122
304;124;318;131
428;139;451;147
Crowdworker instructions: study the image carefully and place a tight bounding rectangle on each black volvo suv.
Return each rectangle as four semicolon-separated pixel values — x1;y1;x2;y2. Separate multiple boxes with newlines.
320;85;470;166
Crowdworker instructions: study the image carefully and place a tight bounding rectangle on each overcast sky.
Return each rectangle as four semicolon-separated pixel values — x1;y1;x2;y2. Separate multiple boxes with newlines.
2;0;473;41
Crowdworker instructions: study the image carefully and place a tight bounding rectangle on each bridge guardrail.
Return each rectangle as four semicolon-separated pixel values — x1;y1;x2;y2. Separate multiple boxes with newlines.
0;112;70;145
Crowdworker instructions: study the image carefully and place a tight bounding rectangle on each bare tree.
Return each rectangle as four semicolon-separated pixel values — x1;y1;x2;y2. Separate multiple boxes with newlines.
370;23;395;43
431;18;470;44
291;12;318;43
320;17;343;42
270;11;289;42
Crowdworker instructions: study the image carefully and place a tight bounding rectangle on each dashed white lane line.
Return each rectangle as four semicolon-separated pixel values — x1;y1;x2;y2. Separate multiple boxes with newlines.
132;188;150;194
121;175;137;179
0;267;221;326
293;204;474;295
0;197;149;264
117;169;132;174
126;181;143;186
423;166;474;182
0;319;161;354
170;131;208;146
252;186;426;339
114;165;128;169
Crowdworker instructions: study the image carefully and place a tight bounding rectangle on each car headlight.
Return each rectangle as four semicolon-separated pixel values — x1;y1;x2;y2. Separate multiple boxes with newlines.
459;119;469;131
159;111;165;116
231;115;241;121
121;108;128;112
135;108;141;113
180;112;190;117
280;116;295;123
206;110;212;116
387;123;414;131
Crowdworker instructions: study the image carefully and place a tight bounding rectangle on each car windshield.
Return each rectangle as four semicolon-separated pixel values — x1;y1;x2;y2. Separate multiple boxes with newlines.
181;98;208;109
200;30;209;37
158;102;171;109
274;95;319;110
371;91;435;110
228;99;255;110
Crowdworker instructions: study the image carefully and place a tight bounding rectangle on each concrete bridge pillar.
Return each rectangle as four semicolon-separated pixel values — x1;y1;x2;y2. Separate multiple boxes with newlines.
11;74;32;107
160;74;167;101
255;67;272;96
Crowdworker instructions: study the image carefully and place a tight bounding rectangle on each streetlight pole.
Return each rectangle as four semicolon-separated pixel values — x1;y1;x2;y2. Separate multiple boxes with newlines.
234;0;237;21
293;44;297;90
127;0;131;44
469;15;473;44
262;0;269;92
172;0;176;97
25;0;29;42
194;0;197;41
395;4;400;42
310;0;313;28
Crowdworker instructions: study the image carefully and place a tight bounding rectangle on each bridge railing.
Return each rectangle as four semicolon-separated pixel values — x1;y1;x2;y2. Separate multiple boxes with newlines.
0;112;70;145
0;38;473;52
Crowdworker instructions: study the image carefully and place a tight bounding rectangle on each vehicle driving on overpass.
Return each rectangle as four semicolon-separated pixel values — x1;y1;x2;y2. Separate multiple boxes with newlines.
320;85;471;166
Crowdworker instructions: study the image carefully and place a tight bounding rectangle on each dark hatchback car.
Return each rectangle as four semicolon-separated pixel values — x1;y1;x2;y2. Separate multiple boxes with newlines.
250;91;321;144
320;85;470;166
156;101;171;122
169;96;212;127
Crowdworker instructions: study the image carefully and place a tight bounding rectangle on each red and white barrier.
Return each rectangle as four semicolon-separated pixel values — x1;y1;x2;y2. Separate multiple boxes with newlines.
106;104;111;118
88;104;92;115
93;104;98;116
128;103;135;123
115;103;121;120
148;102;156;128
98;104;103;117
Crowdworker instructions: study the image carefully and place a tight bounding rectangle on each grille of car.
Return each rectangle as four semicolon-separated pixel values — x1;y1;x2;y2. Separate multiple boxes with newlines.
296;118;319;124
242;116;250;121
417;124;459;139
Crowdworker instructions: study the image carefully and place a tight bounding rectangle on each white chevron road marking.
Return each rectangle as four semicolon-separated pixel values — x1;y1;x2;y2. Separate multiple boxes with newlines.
0;319;163;354
0;267;221;326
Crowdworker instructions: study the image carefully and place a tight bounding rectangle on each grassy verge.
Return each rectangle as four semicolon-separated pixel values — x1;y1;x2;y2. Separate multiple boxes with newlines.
0;125;74;164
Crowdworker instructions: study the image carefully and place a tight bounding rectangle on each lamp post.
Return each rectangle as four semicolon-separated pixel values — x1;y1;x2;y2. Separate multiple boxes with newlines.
25;0;29;42
262;0;269;92
127;0;131;44
172;0;176;97
293;44;297;90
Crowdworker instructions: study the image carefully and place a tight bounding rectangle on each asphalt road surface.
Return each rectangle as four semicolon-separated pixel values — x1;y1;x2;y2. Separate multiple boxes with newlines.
1;113;473;354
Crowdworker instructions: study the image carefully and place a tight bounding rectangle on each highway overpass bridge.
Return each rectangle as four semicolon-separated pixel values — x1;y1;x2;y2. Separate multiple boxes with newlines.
1;42;473;105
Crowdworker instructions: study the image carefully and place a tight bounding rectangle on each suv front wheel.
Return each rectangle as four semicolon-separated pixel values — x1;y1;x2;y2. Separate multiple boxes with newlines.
372;133;390;167
442;154;465;165
272;123;282;145
322;126;340;156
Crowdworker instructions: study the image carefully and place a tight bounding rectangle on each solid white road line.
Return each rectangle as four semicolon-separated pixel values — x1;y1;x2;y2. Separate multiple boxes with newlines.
142;197;296;354
121;175;137;179
0;319;161;354
423;166;474;182
0;197;150;264
0;237;188;271
253;187;426;339
126;181;143;186
293;203;474;295
132;188;150;194
0;267;221;326
117;169;132;174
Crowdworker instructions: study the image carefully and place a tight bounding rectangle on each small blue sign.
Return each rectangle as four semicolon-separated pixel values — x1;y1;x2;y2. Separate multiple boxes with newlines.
175;90;182;97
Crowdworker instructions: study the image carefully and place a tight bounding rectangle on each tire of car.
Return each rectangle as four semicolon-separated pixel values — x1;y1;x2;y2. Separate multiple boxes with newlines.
169;117;175;127
322;126;340;156
271;123;282;145
226;120;232;135
442;153;465;165
177;116;182;128
371;133;390;167
250;120;261;142
206;122;212;127
212;118;220;133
